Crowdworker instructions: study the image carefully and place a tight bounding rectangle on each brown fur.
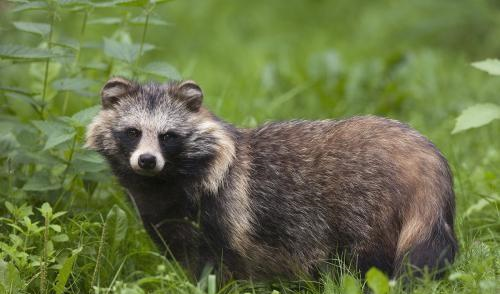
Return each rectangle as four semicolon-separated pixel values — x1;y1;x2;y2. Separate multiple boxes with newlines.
86;78;457;280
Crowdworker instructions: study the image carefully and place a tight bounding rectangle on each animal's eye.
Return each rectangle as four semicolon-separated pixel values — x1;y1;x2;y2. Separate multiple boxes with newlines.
126;128;141;138
160;131;179;142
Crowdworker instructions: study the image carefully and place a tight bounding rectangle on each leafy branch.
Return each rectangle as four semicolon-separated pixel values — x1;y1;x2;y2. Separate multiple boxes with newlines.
452;59;500;134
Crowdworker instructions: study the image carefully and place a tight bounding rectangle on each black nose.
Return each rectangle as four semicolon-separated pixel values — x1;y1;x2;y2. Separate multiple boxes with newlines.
138;154;156;170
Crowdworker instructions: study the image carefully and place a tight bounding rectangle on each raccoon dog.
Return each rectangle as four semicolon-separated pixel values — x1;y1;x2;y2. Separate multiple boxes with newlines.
86;77;457;280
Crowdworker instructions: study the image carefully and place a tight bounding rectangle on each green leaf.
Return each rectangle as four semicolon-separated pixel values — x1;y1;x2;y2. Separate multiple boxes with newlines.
6;224;24;235
114;0;174;7
39;202;53;218
449;271;474;282
88;17;122;25
90;1;121;8
103;38;154;63
479;280;497;291
32;120;76;150
81;62;107;71
0;260;23;293
207;275;216;294
10;1;48;12
54;248;80;294
142;62;181;79
33;120;73;136
17;204;34;219
44;132;75;150
472;59;500;75
9;234;23;247
4;92;42;109
58;0;92;11
50;224;62;232
105;205;128;248
23;174;61;192
71;105;101;126
452;103;500;134
5;202;15;214
366;267;389;294
10;149;61;167
0;44;58;60
70;150;107;173
130;16;171;26
5;203;33;220
46;240;55;256
12;21;50;37
52;234;69;242
52;38;80;51
52;211;68;220
465;196;500;217
340;275;362;294
115;0;150;6
0;85;38;96
0;133;20;154
70;150;107;175
52;77;98;94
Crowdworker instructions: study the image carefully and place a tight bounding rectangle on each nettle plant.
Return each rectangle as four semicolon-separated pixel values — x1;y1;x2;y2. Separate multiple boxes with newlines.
0;0;185;292
1;0;180;202
0;201;75;293
452;59;500;135
452;59;500;219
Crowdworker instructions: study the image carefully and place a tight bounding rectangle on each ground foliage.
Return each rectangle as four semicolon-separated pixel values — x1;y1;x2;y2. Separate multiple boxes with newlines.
0;0;499;293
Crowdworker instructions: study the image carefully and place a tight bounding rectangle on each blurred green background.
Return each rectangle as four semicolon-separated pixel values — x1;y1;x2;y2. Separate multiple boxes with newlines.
0;0;499;293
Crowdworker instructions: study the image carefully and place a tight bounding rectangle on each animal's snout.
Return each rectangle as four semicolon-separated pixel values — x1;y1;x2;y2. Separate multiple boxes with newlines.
138;153;157;170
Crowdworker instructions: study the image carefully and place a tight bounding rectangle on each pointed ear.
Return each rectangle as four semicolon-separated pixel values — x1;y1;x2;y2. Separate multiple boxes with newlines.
101;77;135;109
173;80;203;112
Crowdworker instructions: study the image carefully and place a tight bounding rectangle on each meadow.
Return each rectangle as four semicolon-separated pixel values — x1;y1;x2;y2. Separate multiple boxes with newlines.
0;0;499;293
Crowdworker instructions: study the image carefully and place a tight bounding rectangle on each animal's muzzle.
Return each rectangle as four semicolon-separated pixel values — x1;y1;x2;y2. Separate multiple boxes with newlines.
138;153;157;170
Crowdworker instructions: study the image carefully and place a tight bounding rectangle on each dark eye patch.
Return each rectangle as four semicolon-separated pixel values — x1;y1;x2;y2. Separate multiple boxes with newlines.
126;127;141;139
159;130;184;155
112;127;142;156
159;130;180;142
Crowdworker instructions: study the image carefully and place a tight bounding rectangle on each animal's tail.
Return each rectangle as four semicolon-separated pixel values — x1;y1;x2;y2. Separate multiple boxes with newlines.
393;187;458;278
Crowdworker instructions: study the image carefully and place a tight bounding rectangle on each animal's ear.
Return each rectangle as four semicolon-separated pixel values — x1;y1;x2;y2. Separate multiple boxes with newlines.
101;77;134;109
173;80;203;112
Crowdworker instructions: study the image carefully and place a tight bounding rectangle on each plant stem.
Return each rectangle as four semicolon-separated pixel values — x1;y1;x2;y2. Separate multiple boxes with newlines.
40;214;49;294
41;11;56;119
63;9;89;115
137;9;151;64
90;221;106;293
62;91;70;115
65;134;77;173
7;157;13;196
76;9;89;65
54;134;78;210
41;63;50;119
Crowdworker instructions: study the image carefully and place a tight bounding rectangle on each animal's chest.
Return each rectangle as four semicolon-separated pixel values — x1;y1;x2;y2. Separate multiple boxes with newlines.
127;183;210;273
125;180;198;242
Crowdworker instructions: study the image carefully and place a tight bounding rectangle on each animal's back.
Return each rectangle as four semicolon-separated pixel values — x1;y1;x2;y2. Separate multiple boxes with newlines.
245;116;456;277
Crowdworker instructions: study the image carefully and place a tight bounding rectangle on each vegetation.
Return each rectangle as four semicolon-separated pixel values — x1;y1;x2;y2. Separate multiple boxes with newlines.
0;0;498;293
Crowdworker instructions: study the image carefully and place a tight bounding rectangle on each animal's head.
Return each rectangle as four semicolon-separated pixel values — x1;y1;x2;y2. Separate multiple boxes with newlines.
86;77;235;189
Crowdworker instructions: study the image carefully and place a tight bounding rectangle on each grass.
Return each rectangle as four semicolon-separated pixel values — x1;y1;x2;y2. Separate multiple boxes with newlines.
0;0;499;293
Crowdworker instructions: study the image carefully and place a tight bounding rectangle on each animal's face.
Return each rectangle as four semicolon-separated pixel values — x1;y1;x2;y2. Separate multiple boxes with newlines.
86;77;230;178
